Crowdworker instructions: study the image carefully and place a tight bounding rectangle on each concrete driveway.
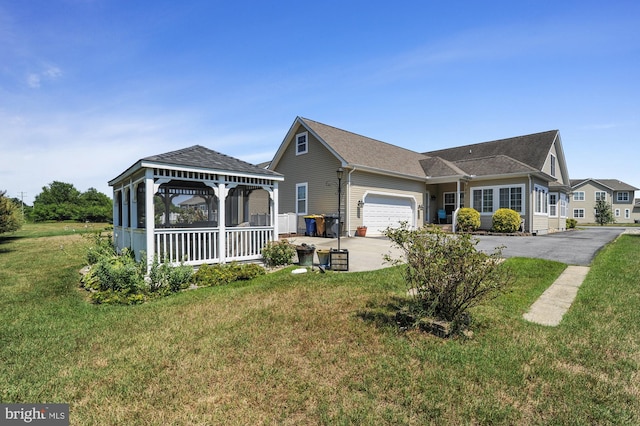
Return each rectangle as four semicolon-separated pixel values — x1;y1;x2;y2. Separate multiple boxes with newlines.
291;227;628;271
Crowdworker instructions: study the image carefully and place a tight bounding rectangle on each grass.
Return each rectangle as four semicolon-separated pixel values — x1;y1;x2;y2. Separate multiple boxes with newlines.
1;223;639;424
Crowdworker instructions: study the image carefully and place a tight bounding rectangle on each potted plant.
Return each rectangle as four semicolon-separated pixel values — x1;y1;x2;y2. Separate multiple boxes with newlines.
356;226;367;237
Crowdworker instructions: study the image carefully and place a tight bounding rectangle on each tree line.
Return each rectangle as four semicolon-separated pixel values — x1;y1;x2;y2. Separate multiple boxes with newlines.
0;181;112;233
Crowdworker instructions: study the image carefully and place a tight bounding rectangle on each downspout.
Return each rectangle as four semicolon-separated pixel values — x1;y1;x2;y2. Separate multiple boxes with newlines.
528;175;533;234
453;179;461;233
347;167;355;237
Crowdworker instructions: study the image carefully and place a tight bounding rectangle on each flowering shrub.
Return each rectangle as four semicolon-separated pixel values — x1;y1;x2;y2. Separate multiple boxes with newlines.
261;239;296;267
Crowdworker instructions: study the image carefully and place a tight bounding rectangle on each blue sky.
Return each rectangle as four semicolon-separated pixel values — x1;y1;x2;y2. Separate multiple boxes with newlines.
1;0;639;205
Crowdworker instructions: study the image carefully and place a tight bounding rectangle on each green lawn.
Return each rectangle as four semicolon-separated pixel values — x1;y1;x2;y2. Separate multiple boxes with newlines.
1;224;638;425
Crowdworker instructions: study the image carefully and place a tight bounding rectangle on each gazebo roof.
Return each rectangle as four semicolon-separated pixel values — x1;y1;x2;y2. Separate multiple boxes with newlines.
109;145;282;185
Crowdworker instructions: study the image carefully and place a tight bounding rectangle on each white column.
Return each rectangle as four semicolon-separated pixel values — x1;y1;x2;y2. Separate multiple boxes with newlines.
218;183;226;264
272;183;279;239
145;169;155;269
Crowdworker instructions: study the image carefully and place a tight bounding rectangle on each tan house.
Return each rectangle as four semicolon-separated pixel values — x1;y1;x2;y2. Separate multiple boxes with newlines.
269;117;572;236
570;179;640;224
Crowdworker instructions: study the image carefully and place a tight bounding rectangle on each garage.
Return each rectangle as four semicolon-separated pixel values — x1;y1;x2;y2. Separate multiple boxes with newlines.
362;194;415;235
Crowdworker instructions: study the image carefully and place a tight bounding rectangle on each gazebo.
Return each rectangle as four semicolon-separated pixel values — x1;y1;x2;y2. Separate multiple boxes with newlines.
108;145;283;267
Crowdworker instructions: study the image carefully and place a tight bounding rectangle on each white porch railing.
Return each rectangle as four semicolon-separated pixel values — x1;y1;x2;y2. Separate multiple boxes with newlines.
154;226;273;266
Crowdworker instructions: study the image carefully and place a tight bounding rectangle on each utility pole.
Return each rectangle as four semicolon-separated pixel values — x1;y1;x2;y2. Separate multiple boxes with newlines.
19;192;26;220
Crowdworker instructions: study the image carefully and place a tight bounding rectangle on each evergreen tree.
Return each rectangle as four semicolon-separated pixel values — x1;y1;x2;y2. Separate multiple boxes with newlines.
594;199;615;226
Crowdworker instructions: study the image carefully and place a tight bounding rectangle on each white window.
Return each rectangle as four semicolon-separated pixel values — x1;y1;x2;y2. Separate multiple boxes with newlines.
574;208;585;218
573;191;585;201
549;193;558;217
617;192;630;202
534;185;548;215
559;194;568;218
615;209;620;217
499;187;523;212
595;191;607;201
295;132;308;155
473;188;493;213
296;183;308;215
550;154;556;177
472;185;524;215
625;209;630;219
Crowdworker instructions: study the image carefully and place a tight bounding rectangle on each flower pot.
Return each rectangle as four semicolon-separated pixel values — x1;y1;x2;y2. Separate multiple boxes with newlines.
316;249;330;267
296;244;315;267
356;226;367;237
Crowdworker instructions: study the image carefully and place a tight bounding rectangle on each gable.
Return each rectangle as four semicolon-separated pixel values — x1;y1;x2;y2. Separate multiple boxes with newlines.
270;117;428;180
423;130;559;171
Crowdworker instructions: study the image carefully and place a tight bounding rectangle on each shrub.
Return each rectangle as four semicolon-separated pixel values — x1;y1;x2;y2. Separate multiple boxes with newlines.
191;262;266;287
456;207;481;232
91;248;145;293
261;239;296;267
84;231;116;265
148;256;194;293
384;223;512;332
191;264;237;287
492;208;522;233
566;218;577;229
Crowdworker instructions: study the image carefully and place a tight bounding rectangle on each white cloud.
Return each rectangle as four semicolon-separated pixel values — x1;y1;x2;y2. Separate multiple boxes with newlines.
26;64;62;89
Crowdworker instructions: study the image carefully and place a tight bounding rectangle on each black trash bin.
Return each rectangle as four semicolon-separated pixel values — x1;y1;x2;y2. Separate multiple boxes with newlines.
324;214;340;238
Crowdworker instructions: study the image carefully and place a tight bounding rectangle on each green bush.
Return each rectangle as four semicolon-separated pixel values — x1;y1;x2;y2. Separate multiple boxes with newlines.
456;207;481;232
384;223;511;332
149;256;194;293
91;249;145;293
191;262;266;287
566;218;577;229
492;208;522;233
84;231;116;265
261;239;296;267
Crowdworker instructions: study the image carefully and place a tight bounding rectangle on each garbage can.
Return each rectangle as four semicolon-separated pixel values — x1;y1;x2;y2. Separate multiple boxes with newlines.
324;214;339;238
296;244;316;266
303;216;317;236
314;215;326;237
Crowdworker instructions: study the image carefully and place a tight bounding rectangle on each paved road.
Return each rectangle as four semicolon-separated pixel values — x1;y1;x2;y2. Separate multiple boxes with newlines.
474;227;627;266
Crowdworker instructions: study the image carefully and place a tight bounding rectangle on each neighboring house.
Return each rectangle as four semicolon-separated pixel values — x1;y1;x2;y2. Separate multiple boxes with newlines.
269;117;572;236
109;145;283;266
570;179;640;224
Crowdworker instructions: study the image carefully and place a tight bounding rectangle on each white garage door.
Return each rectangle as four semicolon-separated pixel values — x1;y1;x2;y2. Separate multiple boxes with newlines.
363;194;414;235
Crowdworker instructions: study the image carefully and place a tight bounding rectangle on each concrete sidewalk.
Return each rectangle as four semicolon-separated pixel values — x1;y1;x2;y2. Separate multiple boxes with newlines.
522;265;590;326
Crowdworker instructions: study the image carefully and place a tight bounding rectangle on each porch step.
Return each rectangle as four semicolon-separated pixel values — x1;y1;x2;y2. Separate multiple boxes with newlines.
433;224;453;232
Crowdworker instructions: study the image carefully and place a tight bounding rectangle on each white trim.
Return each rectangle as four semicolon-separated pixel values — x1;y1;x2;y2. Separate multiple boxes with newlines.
471;184;525;216
573;191;585;201
617;191;630;202
573;208;585;218
550;154;556;177
295;131;308;156
595;191;607;202
534;184;548;216
362;190;418;229
295;182;308;215
549;192;558;218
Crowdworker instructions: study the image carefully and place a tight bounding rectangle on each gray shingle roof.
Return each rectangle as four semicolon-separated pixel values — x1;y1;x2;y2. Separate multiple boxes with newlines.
453;155;540;177
144;145;282;177
300;118;429;178
422;130;559;171
571;178;638;191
